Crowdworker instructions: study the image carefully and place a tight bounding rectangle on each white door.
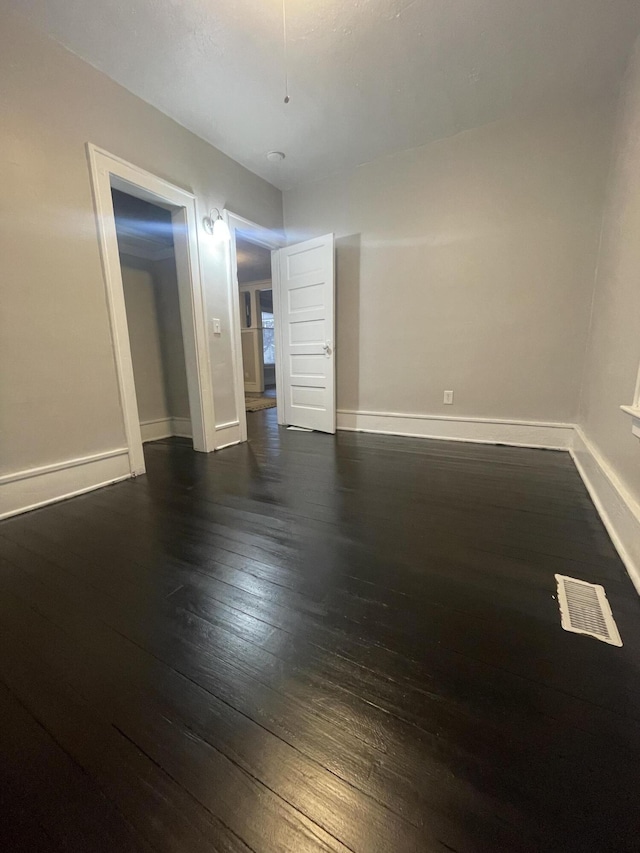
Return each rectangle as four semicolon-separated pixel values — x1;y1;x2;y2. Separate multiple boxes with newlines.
275;234;335;433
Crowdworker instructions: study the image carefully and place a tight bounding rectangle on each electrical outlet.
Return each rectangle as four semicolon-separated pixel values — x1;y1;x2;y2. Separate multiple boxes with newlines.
211;318;221;335
443;390;454;405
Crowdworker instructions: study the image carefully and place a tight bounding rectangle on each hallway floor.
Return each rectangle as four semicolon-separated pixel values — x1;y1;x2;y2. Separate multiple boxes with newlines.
245;384;277;412
1;410;639;852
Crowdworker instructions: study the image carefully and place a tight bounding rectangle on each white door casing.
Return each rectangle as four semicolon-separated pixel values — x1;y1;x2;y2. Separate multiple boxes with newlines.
86;143;216;474
276;234;336;433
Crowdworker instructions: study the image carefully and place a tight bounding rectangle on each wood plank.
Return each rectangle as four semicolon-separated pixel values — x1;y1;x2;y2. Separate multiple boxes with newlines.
0;411;638;852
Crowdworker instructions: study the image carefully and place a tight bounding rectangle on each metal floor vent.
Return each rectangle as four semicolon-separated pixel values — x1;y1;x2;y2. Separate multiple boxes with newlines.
555;575;622;646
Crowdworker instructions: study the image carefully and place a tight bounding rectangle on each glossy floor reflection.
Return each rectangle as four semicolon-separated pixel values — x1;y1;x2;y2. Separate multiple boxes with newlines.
1;410;639;852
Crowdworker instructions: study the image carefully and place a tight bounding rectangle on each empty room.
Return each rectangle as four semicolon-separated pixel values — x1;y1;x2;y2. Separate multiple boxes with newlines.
1;1;640;851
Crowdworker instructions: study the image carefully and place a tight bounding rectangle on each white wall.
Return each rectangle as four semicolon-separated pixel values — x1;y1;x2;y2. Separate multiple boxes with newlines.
121;257;171;425
284;102;614;426
577;34;640;578
120;254;191;431
0;8;282;478
154;257;191;420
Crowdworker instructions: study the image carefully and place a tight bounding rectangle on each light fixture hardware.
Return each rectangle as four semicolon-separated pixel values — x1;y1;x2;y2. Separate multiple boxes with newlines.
202;207;230;243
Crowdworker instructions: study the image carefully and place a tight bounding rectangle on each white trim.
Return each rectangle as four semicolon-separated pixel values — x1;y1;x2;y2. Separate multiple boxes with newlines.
140;418;192;442
336;410;640;594
224;211;284;442
86;143;216;475
336;410;575;449
570;427;640;596
0;449;128;485
620;405;640;439
271;248;285;425
140;418;173;442
172;417;192;438
0;450;130;520
214;421;242;449
3;408;639;598
622;353;640;439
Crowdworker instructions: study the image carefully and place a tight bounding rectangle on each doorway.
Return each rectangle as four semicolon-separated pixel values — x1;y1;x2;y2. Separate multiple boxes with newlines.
87;145;216;476
226;212;283;443
236;236;278;415
111;189;192;446
227;212;337;438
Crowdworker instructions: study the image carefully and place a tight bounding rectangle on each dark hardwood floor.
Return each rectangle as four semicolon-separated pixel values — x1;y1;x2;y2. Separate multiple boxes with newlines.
1;409;639;852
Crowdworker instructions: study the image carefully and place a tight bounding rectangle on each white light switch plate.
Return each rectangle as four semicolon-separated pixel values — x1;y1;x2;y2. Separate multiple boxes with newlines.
444;390;454;404
211;318;221;335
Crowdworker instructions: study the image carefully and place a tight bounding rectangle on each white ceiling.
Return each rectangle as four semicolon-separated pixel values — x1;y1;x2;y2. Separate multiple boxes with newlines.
13;0;640;190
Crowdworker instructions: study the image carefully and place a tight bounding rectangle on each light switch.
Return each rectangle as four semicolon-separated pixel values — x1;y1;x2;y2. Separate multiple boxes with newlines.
211;318;221;335
443;390;454;404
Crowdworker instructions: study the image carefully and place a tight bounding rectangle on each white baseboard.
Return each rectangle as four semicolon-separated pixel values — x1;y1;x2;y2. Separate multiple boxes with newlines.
2;415;637;598
0;449;131;520
571;427;640;595
215;419;241;450
140;418;173;442
171;417;192;439
337;410;575;450
336;409;639;595
141;417;192;442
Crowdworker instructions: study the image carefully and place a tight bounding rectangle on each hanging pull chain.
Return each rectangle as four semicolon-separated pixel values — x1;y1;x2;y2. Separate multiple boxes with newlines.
282;0;290;103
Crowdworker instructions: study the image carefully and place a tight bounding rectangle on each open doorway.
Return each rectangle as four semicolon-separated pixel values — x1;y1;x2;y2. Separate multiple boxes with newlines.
111;189;192;446
225;212;282;443
227;212;337;439
236;236;277;415
87;145;216;475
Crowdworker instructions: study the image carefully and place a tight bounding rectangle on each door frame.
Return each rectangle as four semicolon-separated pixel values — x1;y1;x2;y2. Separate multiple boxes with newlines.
224;211;284;442
86;143;216;475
